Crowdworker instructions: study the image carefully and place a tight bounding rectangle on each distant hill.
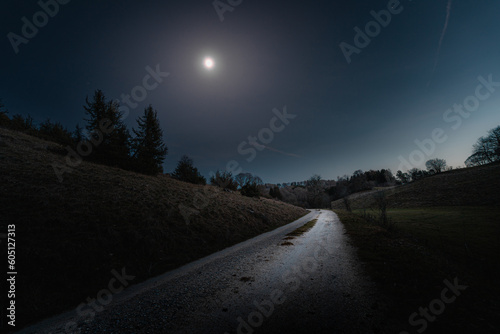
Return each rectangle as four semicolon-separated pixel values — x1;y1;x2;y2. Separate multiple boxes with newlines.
332;162;500;210
0;127;307;329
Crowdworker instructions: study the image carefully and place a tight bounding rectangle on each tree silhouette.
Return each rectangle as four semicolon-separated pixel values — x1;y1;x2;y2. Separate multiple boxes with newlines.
172;155;206;184
236;172;262;198
425;158;447;174
396;170;410;184
408;168;427;181
488;126;500;159
235;172;262;189
84;90;107;133
307;174;323;207
270;186;282;200
465;125;500;166
240;182;260;198
0;98;8;127
132;105;168;175
83;90;131;168
9;114;34;132
73;124;84;143
38;119;73;146
210;170;237;190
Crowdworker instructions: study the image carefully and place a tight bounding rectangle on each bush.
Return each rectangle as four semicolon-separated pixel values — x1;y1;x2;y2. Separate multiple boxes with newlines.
37;119;74;146
241;183;260;198
9;114;35;132
210;170;237;191
172;155;206;185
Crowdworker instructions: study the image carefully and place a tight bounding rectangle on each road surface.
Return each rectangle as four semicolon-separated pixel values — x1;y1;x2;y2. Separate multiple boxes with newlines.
20;210;385;334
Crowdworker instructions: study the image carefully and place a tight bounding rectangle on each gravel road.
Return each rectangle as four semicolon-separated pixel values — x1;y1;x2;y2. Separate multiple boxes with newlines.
19;210;385;334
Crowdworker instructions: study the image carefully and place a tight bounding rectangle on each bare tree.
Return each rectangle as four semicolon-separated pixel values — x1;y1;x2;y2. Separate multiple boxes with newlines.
210;170;237;190
307;174;324;208
487;126;500;159
235;172;262;188
465;132;499;166
425;158;447;174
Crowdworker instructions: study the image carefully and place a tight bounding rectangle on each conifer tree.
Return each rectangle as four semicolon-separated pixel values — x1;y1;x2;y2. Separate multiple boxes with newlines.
83;90;131;168
132;105;168;174
73;124;84;143
172;155;206;184
0;98;9;127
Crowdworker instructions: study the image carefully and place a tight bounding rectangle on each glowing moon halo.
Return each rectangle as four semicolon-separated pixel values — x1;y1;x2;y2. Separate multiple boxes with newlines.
204;57;214;69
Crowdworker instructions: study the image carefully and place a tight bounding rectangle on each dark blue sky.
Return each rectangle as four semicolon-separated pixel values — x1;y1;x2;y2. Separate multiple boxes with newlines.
2;0;500;183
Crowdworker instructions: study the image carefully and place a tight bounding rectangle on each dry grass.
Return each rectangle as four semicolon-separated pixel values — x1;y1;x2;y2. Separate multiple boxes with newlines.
330;161;500;332
280;241;294;246
336;208;500;333
286;218;318;237
0;128;307;328
332;163;500;211
278;218;318;247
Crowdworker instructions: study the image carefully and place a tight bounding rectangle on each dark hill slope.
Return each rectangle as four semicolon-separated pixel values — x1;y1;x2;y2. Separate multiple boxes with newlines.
0;128;307;328
332;163;500;210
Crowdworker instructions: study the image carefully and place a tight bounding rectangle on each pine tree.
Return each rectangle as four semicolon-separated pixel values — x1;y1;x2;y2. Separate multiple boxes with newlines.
10;114;34;132
104;100;131;168
38;119;73;146
132;105;168;174
83;90;131;168
172;155;206;184
83;90;107;134
210;170;237;190
73;124;84;143
0;98;9;127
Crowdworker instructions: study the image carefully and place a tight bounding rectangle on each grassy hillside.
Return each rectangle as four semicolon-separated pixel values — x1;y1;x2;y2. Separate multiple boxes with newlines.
332;163;500;210
332;164;500;332
0;128;307;328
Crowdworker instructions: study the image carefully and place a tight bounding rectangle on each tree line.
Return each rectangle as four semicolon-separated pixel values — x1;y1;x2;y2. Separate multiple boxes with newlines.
170;158;264;198
2;95;499;205
1;93;265;198
0;92;167;175
395;125;500;184
395;158;448;184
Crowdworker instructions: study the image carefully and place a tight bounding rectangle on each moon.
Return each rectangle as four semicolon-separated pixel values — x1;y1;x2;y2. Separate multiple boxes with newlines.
204;57;214;69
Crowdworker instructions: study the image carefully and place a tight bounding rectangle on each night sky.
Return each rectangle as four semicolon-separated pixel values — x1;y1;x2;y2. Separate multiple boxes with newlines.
2;0;500;183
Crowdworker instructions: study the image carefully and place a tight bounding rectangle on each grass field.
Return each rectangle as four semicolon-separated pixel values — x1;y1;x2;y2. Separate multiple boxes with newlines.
336;207;500;333
354;207;500;266
332;162;500;210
